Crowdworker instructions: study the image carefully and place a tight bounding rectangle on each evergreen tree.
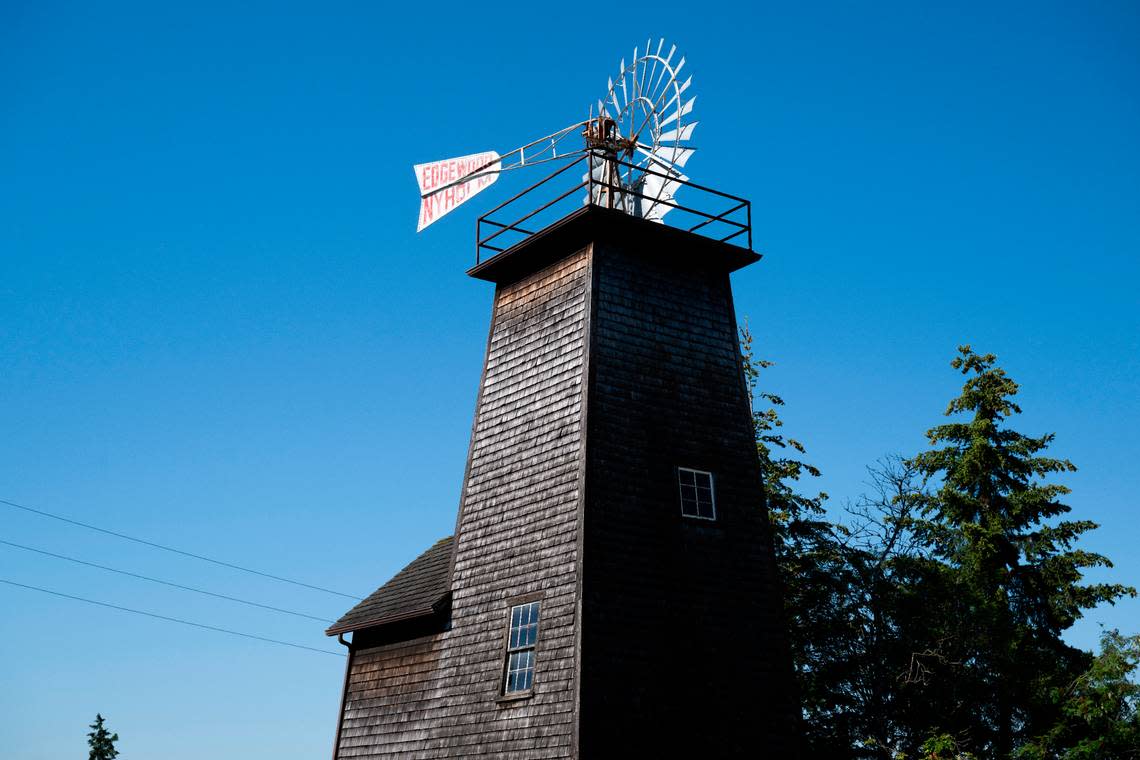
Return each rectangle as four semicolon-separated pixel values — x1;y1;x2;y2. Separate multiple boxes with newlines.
908;346;1135;758
1016;629;1140;760
87;714;119;760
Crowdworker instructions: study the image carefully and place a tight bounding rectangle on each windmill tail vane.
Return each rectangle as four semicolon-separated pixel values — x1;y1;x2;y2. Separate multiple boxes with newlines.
414;122;590;232
413;38;699;233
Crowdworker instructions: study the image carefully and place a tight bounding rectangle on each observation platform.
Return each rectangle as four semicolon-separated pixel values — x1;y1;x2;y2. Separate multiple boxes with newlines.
468;151;758;284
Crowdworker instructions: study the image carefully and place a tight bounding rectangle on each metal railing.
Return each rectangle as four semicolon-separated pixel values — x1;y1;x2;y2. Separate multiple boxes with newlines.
475;151;752;265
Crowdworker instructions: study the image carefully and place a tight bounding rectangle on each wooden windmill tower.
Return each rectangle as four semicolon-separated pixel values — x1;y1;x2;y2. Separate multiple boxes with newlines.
326;41;802;758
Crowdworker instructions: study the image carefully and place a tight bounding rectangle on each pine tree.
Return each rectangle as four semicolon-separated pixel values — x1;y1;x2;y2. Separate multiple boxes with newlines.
87;713;119;760
909;346;1135;758
1016;629;1140;760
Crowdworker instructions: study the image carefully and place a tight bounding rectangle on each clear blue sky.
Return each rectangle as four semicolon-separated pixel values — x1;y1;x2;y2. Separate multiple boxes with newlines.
2;2;1137;757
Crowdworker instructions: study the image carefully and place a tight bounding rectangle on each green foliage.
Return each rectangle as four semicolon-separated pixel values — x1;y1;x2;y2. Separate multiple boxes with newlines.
863;732;980;760
911;346;1130;634
918;733;979;760
1015;629;1140;760
87;714;119;760
740;336;1137;760
908;346;1135;758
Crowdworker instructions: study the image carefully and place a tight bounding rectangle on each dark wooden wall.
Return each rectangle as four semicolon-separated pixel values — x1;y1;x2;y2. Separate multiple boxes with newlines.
333;217;800;757
579;241;801;757
334;249;590;758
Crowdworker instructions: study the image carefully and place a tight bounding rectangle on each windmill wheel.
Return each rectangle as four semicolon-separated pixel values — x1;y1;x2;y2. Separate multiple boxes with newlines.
597;39;697;221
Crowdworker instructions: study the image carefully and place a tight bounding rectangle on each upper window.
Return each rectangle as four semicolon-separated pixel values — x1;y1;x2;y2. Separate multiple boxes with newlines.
678;467;716;520
503;601;540;694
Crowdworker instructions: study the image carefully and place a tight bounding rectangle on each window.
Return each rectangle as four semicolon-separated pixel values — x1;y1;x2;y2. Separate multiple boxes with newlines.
503;600;540;694
678;467;716;520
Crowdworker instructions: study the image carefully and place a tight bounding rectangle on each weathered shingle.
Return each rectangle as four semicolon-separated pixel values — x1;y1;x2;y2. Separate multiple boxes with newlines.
326;536;453;636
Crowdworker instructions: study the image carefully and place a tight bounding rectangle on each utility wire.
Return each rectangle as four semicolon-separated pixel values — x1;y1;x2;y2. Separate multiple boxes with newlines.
0;497;361;600
0;539;334;623
0;578;345;657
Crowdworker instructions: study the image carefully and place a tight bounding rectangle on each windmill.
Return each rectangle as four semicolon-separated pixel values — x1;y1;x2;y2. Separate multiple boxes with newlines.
414;39;697;232
329;38;797;760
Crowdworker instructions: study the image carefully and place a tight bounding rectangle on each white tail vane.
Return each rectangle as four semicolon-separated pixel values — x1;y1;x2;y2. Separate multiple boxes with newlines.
413;122;590;232
415;151;501;232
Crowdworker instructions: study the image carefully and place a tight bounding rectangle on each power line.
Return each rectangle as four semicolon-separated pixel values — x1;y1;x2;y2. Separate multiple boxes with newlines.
0;497;361;600
0;578;345;657
0;539;334;623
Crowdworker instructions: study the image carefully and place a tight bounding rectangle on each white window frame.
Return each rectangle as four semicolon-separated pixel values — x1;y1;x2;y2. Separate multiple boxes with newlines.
501;598;541;696
677;467;717;521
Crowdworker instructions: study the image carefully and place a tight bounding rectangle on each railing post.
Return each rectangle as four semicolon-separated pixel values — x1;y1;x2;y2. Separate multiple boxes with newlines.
587;150;593;208
747;202;752;251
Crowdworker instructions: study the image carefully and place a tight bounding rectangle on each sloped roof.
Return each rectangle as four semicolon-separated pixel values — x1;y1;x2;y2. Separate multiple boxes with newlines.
326;536;453;636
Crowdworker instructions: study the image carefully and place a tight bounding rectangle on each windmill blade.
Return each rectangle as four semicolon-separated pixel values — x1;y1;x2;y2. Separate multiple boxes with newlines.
639;171;667;211
649;44;677;100
642;39;664;102
659;96;696;129
660;76;693;115
662;146;696;168
636;168;687;222
632;70;691;145
636;143;696;171
630;47;639;110
619;59;628;110
658;121;698;144
640;168;688;198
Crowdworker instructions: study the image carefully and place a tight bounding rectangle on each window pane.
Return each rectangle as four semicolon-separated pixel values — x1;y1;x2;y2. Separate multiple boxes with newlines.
504;602;540;694
505;649;535;694
508;602;541;651
697;487;713;517
679;468;715;520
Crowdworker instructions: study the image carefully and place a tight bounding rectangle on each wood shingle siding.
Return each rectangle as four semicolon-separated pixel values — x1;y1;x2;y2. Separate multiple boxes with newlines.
329;208;801;757
332;248;590;758
579;242;800;757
